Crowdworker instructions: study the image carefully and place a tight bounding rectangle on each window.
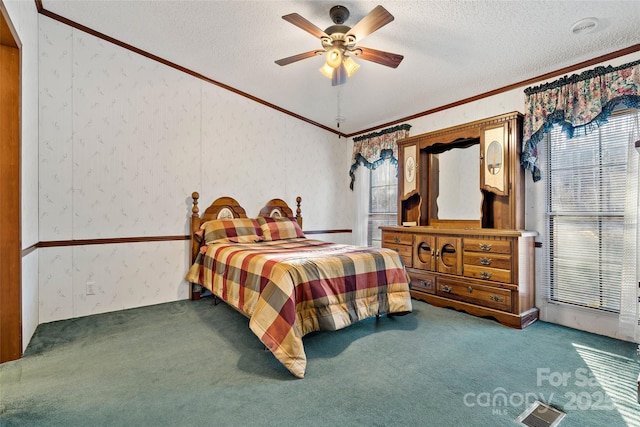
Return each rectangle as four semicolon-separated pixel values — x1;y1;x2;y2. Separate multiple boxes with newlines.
367;159;397;247
545;110;636;313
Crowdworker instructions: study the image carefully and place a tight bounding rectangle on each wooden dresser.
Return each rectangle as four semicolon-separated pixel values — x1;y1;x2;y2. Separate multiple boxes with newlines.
382;227;537;328
384;112;538;328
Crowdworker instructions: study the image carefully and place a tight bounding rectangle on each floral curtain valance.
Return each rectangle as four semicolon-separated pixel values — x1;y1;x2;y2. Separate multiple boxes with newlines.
349;124;411;189
522;59;640;182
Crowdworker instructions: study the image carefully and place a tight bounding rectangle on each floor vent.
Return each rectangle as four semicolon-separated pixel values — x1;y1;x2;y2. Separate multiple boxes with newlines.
516;401;565;427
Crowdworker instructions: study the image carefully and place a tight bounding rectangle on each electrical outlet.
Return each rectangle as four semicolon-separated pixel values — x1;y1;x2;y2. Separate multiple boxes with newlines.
86;281;96;296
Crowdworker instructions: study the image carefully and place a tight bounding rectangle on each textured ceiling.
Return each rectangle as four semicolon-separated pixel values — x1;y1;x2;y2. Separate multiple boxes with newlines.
40;1;640;135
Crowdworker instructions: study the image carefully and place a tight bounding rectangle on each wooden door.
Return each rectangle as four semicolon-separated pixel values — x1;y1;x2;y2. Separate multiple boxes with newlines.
413;234;436;271
436;236;462;275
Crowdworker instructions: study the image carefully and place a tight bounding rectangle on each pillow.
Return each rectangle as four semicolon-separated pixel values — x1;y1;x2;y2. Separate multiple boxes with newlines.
257;216;305;241
200;218;263;244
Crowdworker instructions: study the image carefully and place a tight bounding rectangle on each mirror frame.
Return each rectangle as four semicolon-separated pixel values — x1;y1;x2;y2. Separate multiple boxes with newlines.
396;112;524;231
480;122;509;196
427;140;482;227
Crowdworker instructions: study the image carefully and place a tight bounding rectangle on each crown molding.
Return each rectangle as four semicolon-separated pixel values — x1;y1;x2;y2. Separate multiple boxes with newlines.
35;2;639;139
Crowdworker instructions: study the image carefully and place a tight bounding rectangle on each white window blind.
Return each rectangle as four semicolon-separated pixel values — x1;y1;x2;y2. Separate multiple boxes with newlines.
368;159;397;247
545;111;635;313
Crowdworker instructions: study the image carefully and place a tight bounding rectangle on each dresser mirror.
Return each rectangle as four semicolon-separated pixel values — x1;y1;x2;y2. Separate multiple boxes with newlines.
430;143;482;222
397;112;524;230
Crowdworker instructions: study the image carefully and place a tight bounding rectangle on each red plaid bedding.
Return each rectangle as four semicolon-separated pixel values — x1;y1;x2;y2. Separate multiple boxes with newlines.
185;238;412;378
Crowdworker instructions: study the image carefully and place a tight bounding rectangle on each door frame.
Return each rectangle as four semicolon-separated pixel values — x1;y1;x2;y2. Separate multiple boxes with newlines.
0;2;22;363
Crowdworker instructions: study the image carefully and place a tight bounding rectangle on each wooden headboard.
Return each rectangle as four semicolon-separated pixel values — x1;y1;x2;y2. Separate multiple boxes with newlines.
258;197;303;229
190;192;247;262
190;192;303;261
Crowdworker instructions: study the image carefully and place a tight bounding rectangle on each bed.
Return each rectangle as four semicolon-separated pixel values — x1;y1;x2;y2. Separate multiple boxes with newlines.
185;192;412;378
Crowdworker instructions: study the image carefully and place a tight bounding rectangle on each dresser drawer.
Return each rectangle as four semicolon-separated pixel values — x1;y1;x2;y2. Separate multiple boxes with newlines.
383;231;413;246
464;238;511;254
463;265;512;284
407;268;435;294
437;278;512;312
385;243;413;267
463;253;512;270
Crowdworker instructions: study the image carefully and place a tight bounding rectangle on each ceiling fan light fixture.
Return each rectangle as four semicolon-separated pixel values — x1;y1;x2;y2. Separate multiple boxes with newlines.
319;63;335;79
343;56;360;77
320;55;358;81
325;47;343;68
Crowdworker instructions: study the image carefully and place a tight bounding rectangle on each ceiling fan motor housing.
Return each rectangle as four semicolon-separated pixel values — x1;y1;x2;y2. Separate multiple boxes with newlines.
329;5;349;24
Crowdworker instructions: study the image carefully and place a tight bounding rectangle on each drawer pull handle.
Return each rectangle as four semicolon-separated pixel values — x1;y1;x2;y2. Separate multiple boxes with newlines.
467;286;473;293
489;295;504;302
393;237;401;243
480;272;492;280
479;257;492;265
441;285;452;293
421;280;431;288
479;243;492;251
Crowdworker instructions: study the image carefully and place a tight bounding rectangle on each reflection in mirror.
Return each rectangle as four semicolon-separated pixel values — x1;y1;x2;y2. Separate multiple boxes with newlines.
487;140;502;175
434;144;481;220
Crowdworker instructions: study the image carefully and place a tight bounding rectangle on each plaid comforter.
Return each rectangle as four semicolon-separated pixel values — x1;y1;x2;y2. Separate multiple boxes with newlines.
185;238;412;378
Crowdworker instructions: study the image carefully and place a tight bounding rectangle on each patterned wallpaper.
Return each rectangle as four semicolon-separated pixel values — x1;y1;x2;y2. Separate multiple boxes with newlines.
38;17;350;323
5;0;40;350
33;6;640;340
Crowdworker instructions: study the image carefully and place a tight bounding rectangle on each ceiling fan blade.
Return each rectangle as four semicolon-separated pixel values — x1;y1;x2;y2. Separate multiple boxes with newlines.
355;46;404;68
282;13;329;39
345;5;394;41
275;50;323;66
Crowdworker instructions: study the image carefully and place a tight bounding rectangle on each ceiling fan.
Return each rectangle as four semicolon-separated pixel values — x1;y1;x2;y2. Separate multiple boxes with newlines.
275;5;404;86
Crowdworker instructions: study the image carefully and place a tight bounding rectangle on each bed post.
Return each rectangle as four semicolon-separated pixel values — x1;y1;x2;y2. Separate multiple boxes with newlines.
295;196;302;229
190;191;202;301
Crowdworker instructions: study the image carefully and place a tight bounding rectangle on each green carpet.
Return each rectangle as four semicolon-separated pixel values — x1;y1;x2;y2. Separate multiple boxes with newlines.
1;298;638;426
